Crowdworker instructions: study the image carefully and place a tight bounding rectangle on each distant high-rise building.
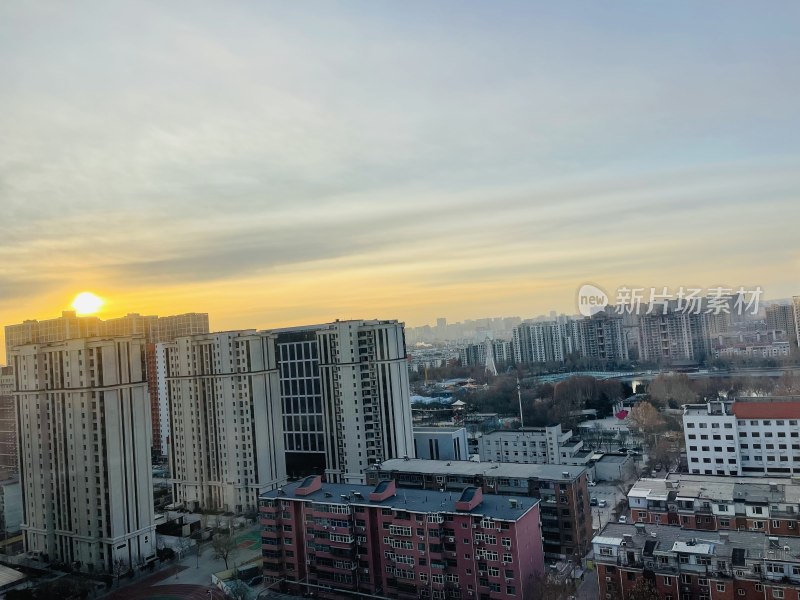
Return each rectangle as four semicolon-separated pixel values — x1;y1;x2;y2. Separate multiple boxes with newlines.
574;313;629;362
793;297;800;347
11;336;156;571
512;321;569;364
766;304;796;342
5;311;209;458
436;317;447;329
637;308;711;363
167;319;414;512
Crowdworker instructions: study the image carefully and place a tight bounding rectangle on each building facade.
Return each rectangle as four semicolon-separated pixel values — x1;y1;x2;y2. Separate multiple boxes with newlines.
628;474;800;536
365;459;592;560
683;398;800;477
477;425;590;466
259;476;544;599
766;304;797;343
11;337;156;571
638;308;711;364
164;330;286;514
167;320;415;511
0;367;16;473
5;311;209;458
413;427;468;461
594;522;800;600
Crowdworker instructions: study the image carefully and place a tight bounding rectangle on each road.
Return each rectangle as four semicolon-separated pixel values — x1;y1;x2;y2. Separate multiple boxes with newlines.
589;483;626;530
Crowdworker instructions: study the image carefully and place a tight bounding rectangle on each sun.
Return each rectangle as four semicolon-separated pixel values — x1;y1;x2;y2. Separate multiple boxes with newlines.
71;292;104;315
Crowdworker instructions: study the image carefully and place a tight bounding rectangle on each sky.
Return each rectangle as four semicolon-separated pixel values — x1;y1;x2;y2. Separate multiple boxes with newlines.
2;1;800;359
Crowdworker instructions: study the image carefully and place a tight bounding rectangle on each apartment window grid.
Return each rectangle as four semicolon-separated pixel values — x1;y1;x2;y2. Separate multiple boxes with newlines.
279;341;325;452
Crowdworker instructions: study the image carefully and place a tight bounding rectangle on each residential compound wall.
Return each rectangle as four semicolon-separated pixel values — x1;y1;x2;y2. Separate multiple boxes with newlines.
683;398;800;477
259;476;544;600
365;459;592;560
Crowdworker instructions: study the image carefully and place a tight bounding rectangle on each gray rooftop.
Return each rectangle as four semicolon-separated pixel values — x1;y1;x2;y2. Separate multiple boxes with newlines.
595;453;630;464
372;458;586;481
628;473;800;504
260;480;538;522
413;427;465;434
595;523;800;562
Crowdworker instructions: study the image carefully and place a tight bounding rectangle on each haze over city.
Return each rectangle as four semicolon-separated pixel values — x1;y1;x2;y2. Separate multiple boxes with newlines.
2;1;800;350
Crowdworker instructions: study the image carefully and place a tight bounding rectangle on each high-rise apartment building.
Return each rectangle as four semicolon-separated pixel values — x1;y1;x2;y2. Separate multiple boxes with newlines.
163;330;286;514
167;319;414;512
573;313;629;362
793;297;800;348
10;336;156;571
766;304;797;343
259;476;544;599
512;321;570;364
638;308;711;363
0;367;16;473
5;311;209;458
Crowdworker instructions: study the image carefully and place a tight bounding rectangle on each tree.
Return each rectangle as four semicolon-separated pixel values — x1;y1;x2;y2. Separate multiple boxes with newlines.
227;580;250;600
529;574;575;600
112;558;127;586
628;402;664;435
627;576;660;600
212;532;237;570
648;374;697;407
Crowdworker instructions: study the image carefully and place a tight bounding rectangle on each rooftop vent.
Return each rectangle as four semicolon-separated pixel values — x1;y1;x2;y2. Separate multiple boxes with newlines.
508;498;518;509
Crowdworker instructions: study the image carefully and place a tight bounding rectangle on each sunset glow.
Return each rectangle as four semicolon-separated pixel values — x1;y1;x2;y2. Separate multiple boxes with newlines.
71;292;104;315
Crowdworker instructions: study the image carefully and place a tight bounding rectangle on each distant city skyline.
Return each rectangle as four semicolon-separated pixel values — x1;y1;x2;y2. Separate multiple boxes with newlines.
2;2;800;361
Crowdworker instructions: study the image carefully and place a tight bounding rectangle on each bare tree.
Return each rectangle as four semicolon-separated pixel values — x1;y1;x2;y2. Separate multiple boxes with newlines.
112;558;127;586
227;580;250;600
628;577;660;600
212;532;237;570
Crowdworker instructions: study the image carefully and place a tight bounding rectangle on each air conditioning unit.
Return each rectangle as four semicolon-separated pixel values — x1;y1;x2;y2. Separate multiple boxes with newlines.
605;576;612;582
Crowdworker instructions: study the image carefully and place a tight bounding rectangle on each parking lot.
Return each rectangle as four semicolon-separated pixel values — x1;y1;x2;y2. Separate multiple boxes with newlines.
589;483;626;530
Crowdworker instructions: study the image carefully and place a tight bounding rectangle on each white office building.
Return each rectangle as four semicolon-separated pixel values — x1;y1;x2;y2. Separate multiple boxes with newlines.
413;427;468;460
478;425;591;465
683;398;800;476
11;337;156;572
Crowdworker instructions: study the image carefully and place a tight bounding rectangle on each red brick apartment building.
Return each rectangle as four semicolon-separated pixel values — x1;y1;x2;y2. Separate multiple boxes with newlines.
259;475;544;600
594;522;800;600
365;458;592;560
628;474;800;536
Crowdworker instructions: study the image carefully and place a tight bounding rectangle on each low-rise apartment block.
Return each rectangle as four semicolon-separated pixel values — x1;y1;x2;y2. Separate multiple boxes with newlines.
478;425;591;466
259;476;544;600
683;398;800;476
365;458;592;560
594;522;800;600
628;474;800;536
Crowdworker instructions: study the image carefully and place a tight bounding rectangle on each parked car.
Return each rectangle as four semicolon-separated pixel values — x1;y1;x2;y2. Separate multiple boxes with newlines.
618;515;627;523
587;480;597;487
598;499;608;508
617;447;629;454
590;497;598;506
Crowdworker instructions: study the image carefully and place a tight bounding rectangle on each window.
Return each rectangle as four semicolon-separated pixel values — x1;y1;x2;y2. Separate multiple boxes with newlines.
773;590;784;599
716;584;725;592
663;576;672;585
